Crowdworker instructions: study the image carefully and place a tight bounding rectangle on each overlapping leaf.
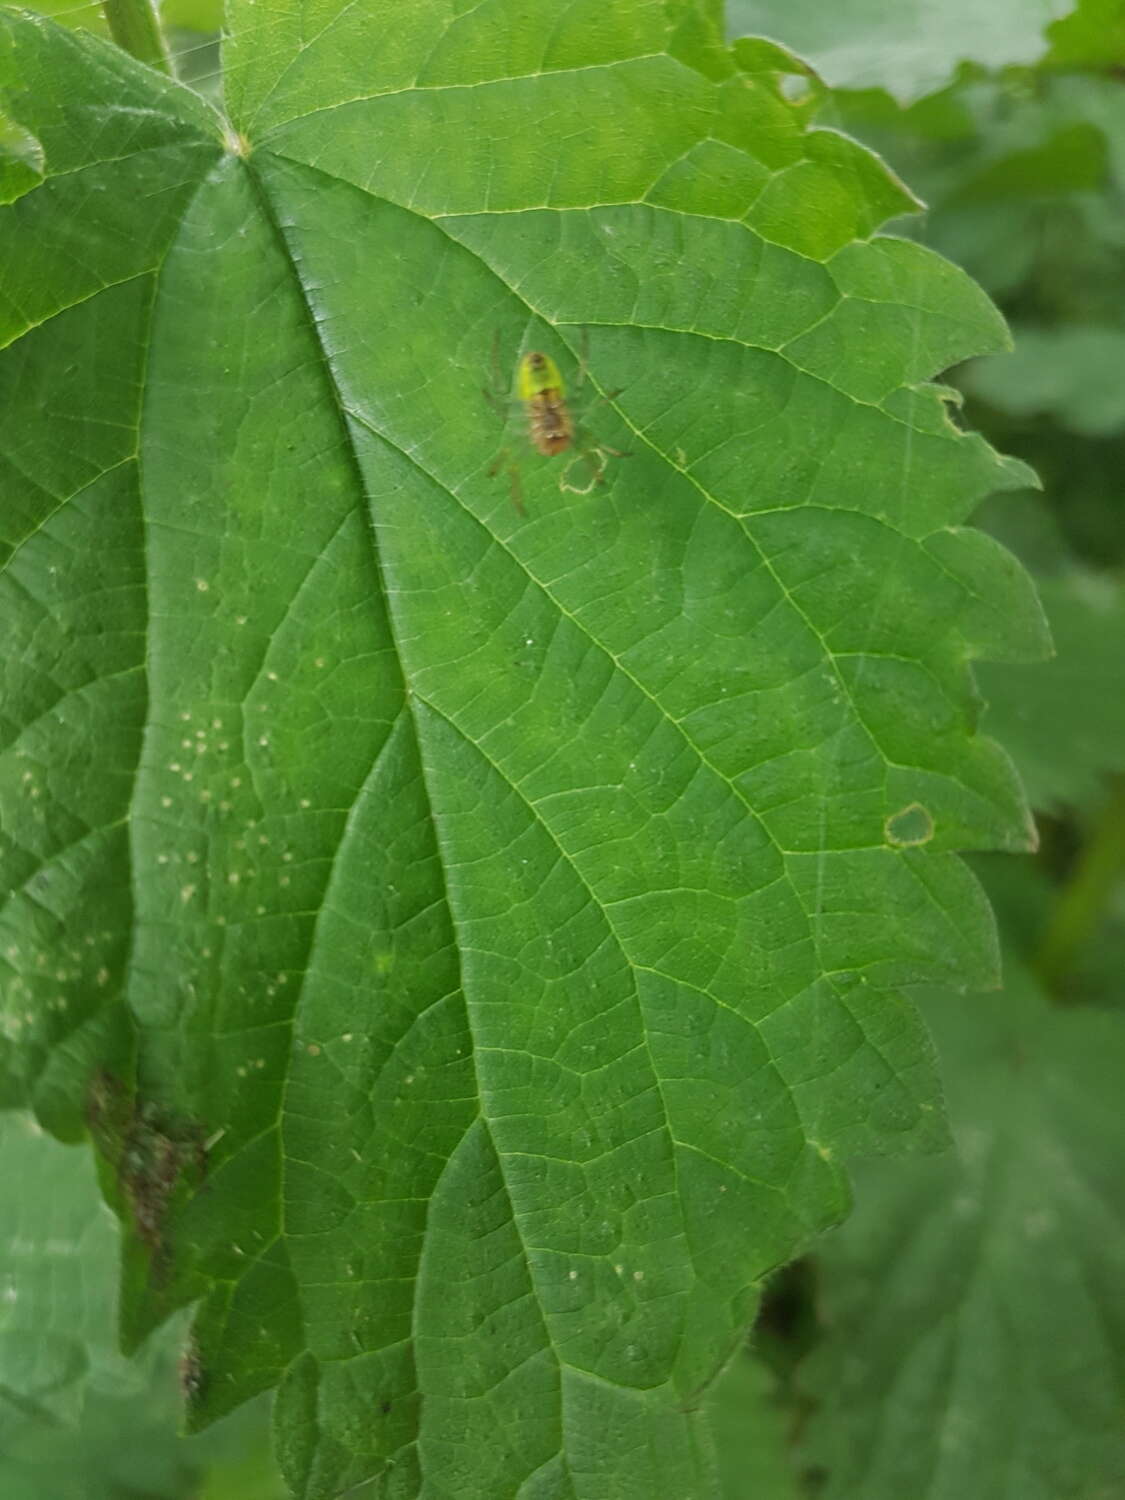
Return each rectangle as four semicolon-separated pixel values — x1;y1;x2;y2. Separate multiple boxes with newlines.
0;5;1047;1496
802;967;1125;1499
726;0;1080;99
707;1353;801;1500
727;0;1078;101
979;574;1125;813
0;1112;284;1499
966;326;1125;436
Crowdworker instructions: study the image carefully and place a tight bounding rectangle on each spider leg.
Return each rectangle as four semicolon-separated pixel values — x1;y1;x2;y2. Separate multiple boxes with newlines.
574;326;591;392
573;387;623;421
507;466;527;515
490;328;505;393
484;330;521;410
487;446;527;515
571;412;631;459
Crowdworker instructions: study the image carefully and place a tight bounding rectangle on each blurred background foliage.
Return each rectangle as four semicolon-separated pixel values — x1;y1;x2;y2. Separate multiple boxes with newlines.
29;0;223;93
0;1111;287;1500
4;2;1124;1496
726;3;1125;1497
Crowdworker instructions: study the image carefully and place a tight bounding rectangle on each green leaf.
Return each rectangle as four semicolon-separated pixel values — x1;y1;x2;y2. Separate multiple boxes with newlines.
0;107;42;203
801;965;1125;1500
1035;775;1125;995
1;6;1047;1495
979;573;1125;813
966;324;1125;437
0;1111;286;1499
1045;0;1125;66
102;0;172;75
815;69;1125;312
0;1110;134;1424
726;0;1077;103
24;0;223;89
708;1352;802;1500
161;0;222;30
29;0;222;44
17;0;109;38
805;62;1125;574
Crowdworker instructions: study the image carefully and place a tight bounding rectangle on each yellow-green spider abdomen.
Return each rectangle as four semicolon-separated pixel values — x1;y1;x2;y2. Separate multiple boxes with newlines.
517;351;573;457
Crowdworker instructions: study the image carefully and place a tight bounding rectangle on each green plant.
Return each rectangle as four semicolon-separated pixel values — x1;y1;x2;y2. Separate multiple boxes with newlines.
2;2;1121;1498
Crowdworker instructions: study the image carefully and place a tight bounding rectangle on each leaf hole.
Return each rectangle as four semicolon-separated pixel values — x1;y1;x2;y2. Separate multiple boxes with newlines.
884;802;935;848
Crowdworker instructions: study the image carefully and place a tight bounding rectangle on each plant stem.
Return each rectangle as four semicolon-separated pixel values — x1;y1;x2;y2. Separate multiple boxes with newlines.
102;0;172;75
1036;774;1125;998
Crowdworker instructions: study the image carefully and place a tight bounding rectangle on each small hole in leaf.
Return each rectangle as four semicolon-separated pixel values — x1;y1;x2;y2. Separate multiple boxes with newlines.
778;73;812;103
884;802;934;848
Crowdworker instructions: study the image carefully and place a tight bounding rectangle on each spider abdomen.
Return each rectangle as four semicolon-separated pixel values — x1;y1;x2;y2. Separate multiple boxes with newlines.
527;388;574;456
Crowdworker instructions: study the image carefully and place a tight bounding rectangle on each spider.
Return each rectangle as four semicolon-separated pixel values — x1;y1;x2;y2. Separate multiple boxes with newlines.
483;331;628;512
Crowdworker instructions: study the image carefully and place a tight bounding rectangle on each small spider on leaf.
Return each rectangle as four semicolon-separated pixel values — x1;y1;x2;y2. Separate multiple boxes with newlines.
484;332;629;512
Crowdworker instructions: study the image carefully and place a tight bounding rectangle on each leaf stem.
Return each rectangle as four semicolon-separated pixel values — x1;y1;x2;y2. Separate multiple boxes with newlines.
102;0;172;75
1036;774;1125;998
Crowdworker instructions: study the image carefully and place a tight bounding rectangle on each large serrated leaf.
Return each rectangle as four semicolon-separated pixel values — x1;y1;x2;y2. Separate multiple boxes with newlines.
1;6;1048;1496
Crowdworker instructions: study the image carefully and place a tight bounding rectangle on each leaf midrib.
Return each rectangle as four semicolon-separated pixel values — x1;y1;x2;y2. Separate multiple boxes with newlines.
237;151;659;1476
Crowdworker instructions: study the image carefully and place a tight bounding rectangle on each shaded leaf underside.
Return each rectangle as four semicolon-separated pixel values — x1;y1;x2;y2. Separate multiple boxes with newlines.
0;7;1047;1496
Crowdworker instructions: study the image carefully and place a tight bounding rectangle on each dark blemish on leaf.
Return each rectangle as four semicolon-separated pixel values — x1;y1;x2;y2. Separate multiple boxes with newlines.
84;1067;129;1143
180;1334;207;1411
380;1399;392;1415
884;802;935;848
117;1099;211;1271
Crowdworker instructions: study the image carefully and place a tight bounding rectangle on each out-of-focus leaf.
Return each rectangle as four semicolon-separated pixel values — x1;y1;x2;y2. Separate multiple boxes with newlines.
1053;853;1125;1008
162;0;222;29
19;0;108;37
820;71;1125;312
21;0;222;93
726;0;1076;102
972;845;1125;1012
0;1111;133;1423
979;572;1125;813
978;422;1125;571
0;1112;286;1498
162;0;224;100
1;6;1048;1495
28;0;222;39
166;26;222;98
801;965;1125;1500
970;488;1072;577
965;325;1125;436
708;1351;802;1500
